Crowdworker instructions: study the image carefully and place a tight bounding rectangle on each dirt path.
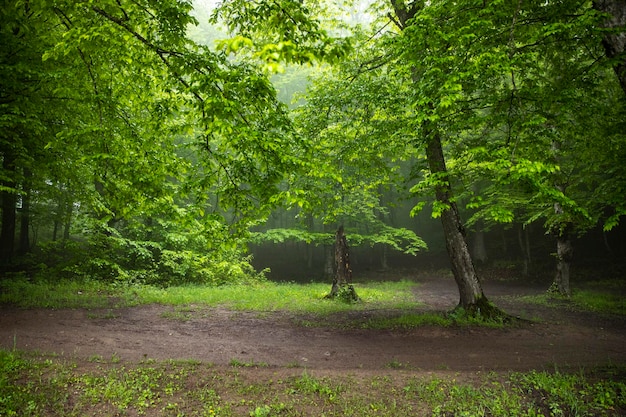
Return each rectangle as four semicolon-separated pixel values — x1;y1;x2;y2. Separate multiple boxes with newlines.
1;275;625;372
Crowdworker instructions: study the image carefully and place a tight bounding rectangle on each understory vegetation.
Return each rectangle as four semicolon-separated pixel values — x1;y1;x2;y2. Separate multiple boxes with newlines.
1;275;625;415
1;275;624;325
1;349;624;417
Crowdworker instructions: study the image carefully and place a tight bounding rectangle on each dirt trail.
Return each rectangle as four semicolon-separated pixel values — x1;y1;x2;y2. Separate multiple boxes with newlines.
1;275;625;372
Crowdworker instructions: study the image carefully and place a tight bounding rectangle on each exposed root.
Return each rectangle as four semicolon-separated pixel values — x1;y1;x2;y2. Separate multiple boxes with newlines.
450;296;526;325
325;284;360;303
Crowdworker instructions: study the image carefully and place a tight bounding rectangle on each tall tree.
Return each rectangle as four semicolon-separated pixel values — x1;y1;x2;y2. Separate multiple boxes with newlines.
387;0;495;313
594;0;626;94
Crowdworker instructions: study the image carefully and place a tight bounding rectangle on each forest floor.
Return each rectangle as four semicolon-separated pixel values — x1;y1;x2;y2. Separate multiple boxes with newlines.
1;270;625;375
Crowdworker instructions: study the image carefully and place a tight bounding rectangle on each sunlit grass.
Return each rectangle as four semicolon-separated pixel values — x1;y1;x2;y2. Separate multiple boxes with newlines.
0;277;420;314
136;280;420;314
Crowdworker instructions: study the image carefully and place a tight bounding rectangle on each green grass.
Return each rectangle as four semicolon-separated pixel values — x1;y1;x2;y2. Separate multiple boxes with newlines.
0;277;135;309
1;350;624;417
570;289;626;315
519;280;626;316
0;278;420;314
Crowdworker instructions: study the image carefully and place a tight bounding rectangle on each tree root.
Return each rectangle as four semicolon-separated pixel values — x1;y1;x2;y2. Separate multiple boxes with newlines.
325;284;360;303
450;296;527;325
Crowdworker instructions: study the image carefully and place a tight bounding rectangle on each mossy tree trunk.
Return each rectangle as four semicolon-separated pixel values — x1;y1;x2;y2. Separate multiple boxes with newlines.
326;226;359;301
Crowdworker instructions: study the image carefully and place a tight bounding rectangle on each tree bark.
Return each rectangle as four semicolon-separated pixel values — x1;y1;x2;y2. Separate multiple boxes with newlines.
593;0;626;95
549;199;573;297
326;226;359;301
551;233;573;297
390;0;500;315
425;133;488;311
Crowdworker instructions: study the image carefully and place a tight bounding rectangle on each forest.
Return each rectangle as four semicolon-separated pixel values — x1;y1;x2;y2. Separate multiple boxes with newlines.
2;1;626;416
2;0;626;306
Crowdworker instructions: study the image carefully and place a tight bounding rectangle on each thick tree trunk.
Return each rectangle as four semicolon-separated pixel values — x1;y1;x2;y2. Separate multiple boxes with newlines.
425;133;488;311
593;0;626;94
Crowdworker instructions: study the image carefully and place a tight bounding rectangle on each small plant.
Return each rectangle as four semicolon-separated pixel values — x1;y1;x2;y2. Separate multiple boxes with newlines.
229;358;269;368
292;372;342;402
336;285;361;303
87;354;103;363
385;358;407;369
250;404;271;416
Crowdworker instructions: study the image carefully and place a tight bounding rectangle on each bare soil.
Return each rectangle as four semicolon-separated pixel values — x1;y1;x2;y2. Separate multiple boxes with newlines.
1;272;625;373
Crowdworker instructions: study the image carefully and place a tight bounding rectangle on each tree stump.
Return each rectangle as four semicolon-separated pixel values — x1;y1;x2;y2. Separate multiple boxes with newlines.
326;226;360;302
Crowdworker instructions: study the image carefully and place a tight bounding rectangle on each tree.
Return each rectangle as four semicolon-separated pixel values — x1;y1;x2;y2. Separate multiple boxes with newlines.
594;0;626;94
1;0;346;284
326;225;360;301
383;0;497;313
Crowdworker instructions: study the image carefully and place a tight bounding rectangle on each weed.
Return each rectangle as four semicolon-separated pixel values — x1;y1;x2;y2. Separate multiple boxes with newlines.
2;350;625;417
229;358;269;368
385;358;408;369
364;312;450;329
88;354;103;363
292;372;342;402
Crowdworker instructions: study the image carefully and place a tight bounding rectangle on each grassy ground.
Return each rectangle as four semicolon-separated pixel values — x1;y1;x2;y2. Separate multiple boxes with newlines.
1;348;624;417
1;276;625;416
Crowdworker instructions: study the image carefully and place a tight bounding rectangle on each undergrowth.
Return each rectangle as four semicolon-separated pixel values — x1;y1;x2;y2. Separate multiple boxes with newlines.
1;350;624;417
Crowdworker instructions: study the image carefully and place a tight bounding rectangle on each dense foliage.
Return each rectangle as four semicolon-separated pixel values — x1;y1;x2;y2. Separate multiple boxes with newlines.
1;0;625;292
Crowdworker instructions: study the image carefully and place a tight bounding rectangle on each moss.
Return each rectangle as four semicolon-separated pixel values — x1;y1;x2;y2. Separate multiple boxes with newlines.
451;296;517;325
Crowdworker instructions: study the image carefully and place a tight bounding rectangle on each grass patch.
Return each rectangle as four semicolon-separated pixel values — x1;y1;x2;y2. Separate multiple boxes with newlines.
571;289;626;315
0;278;420;315
136;280;420;315
520;284;626;316
361;312;451;329
229;358;269;368
1;350;624;417
0;277;135;309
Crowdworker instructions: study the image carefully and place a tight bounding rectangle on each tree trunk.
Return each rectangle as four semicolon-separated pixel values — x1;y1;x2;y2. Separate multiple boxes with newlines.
549;198;574;297
0;150;17;263
425;132;489;311
18;168;32;256
391;0;500;316
551;233;573;297
326;226;359;301
593;0;626;95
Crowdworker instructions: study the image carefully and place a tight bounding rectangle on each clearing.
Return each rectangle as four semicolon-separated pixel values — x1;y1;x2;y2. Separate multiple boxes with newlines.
1;272;624;373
